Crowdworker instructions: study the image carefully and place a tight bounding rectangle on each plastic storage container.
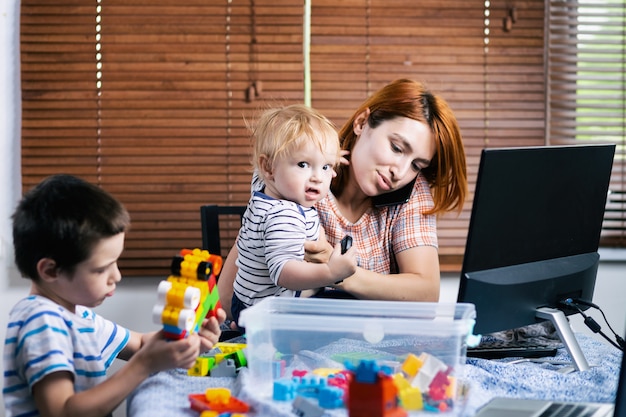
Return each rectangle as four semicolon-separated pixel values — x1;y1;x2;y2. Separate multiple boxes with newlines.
239;298;476;415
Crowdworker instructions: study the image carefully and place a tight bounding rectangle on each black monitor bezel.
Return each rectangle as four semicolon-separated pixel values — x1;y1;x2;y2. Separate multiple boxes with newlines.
457;144;615;335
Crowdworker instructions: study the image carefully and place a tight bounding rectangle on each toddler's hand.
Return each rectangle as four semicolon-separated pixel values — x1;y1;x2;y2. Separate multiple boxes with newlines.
328;241;357;283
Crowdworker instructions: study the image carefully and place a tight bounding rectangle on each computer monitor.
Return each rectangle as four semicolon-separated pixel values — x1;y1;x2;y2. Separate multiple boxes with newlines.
457;143;615;371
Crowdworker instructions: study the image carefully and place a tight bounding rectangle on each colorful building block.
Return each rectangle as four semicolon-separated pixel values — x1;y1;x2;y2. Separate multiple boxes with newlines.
292;395;324;417
153;248;222;340
188;356;216;377
346;359;407;417
188;388;249;414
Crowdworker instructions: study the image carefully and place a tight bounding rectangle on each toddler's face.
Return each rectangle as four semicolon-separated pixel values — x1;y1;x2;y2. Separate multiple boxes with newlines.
265;137;338;207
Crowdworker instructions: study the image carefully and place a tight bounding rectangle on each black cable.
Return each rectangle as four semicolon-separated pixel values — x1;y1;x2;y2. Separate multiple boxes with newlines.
572;298;626;350
560;298;624;351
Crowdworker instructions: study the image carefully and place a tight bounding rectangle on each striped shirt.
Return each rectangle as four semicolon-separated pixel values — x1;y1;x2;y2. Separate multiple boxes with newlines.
233;191;320;308
3;295;130;417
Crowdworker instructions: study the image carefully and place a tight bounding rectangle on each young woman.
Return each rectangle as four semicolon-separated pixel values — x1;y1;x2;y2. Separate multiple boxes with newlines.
218;78;467;320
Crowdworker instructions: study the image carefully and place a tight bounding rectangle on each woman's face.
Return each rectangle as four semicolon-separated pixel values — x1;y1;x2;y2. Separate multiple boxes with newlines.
350;112;435;197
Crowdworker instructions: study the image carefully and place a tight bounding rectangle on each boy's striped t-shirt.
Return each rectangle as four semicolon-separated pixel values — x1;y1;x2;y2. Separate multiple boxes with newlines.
3;295;130;417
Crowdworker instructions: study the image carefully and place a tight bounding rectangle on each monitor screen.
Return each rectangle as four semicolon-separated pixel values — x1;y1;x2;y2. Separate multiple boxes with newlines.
457;144;615;369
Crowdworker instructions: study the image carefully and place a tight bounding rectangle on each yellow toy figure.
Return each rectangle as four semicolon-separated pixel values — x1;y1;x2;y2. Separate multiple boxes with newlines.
152;248;222;340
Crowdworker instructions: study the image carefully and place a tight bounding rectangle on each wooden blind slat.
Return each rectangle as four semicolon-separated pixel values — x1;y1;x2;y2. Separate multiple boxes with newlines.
21;0;99;194
94;0;303;273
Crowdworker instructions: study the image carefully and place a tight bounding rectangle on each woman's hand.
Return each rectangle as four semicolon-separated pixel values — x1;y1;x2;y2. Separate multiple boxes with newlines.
339;150;351;165
304;227;333;264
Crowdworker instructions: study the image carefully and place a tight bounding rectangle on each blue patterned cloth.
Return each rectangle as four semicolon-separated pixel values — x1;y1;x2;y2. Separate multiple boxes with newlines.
127;333;622;417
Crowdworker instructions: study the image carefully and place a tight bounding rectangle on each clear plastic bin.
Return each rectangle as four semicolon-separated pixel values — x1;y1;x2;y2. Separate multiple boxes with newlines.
239;298;476;415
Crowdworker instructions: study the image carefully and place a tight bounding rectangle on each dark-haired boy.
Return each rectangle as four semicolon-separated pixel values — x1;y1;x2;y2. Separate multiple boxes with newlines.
3;174;225;417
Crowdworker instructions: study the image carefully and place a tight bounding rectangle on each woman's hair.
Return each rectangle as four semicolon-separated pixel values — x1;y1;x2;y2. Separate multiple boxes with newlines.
12;174;130;280
335;78;468;214
250;103;339;173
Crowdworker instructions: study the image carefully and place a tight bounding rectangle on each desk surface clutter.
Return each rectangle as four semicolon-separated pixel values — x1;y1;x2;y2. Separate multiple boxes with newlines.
127;333;623;417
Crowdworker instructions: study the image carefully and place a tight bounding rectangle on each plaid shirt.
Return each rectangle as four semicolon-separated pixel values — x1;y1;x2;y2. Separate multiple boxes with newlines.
315;174;437;274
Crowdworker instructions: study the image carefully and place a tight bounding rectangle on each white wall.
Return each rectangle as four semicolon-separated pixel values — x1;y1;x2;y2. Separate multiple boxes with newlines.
1;0;22;280
1;2;625;416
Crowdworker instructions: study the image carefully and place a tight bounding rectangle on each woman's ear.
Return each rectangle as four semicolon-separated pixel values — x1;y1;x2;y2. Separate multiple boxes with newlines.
37;258;59;283
353;108;371;135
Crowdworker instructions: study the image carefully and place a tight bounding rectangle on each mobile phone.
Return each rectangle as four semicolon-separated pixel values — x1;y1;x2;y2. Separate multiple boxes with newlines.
372;177;416;207
340;235;353;254
335;235;353;284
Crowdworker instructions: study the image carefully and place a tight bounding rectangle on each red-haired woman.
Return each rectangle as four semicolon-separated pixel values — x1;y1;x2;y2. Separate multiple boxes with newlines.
218;78;468;321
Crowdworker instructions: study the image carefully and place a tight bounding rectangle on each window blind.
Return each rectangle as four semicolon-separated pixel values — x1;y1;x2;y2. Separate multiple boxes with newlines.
21;0;558;276
21;0;305;276
547;0;626;247
20;3;100;185
309;0;489;271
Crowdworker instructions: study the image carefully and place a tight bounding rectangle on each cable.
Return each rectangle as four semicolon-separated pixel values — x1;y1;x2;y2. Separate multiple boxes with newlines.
572;298;625;348
560;298;625;351
571;298;626;350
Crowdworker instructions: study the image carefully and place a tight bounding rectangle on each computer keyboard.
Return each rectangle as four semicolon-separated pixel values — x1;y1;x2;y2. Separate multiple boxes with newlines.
467;338;560;359
539;403;600;417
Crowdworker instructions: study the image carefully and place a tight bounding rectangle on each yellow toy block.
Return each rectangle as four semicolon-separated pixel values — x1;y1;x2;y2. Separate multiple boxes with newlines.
205;387;232;404
401;353;424;381
312;367;343;377
446;375;456;399
214;342;247;354
188;356;216;376
399;385;424;410
153;248;222;341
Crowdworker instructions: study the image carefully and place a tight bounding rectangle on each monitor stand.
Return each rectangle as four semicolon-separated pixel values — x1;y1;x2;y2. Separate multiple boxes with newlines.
536;307;590;372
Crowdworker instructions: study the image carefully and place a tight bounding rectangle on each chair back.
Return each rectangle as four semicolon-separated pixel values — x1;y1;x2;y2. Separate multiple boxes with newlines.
200;205;246;257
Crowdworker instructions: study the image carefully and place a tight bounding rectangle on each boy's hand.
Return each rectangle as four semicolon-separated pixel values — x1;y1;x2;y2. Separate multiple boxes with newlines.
198;307;227;352
137;330;201;373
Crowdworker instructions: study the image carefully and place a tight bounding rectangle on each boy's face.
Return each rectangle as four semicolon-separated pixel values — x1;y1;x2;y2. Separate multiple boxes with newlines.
264;137;338;207
37;233;125;312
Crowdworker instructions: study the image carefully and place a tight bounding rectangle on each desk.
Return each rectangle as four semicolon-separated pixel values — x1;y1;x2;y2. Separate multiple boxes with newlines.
127;334;622;417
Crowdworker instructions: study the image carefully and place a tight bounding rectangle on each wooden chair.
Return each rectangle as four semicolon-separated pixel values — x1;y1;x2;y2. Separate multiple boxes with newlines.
200;204;247;341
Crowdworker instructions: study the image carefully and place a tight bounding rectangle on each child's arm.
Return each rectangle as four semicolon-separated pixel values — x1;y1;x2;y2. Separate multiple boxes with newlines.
117;329;149;361
277;242;357;291
31;330;200;417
